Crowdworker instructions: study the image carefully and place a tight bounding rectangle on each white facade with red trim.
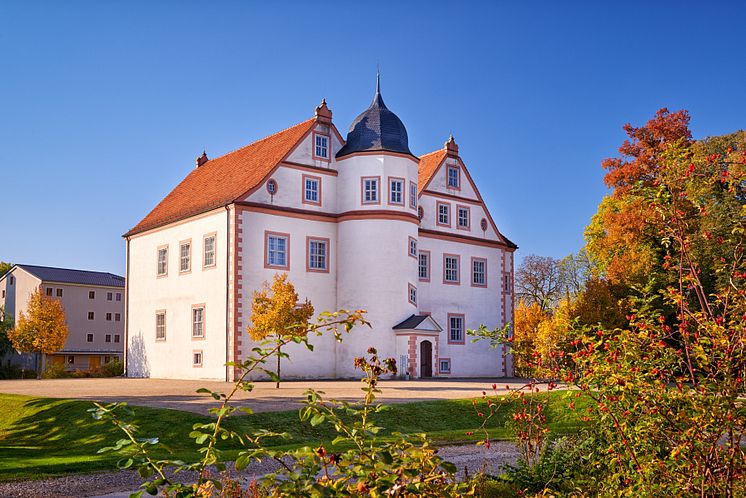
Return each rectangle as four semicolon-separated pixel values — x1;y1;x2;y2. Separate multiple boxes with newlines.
125;96;516;380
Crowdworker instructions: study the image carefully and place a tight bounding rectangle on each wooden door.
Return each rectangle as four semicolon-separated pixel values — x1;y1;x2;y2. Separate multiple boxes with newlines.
89;356;101;369
420;340;432;378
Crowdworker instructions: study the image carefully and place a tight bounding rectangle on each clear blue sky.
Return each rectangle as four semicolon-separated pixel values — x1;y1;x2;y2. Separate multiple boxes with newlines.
2;1;745;276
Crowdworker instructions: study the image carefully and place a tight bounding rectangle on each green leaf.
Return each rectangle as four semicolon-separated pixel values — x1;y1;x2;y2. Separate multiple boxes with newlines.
310;414;325;427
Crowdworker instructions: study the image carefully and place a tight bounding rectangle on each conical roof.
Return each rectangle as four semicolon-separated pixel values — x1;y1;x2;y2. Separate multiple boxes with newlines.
336;76;414;159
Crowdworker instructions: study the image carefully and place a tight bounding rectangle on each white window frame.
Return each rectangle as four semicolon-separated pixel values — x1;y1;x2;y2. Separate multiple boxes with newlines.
439;358;451;374
437;202;450;226
193;351;203;367
457;205;470;230
265;232;290;269
192;305;205;339
307;237;329;272
408;237;417;258
203;233;216;268
448;314;465;344
157;246;168;276
389;177;404;206
179;240;191;273
314;133;329;159
362;177;380;204
409;181;418;209
472;258;487;287
86;333;93;343
303;175;321;205
447;165;460;189
418;251;430;281
408;283;417;306
155;311;166;341
444;255;460;284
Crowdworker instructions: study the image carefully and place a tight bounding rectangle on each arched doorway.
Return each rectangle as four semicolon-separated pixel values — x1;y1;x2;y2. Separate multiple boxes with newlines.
420;340;432;378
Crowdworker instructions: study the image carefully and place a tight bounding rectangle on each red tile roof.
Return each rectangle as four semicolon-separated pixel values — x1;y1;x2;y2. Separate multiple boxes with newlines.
417;148;447;192
126;118;316;236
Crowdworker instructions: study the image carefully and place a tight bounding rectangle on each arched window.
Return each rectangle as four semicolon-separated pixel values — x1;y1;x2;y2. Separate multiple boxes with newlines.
266;179;278;195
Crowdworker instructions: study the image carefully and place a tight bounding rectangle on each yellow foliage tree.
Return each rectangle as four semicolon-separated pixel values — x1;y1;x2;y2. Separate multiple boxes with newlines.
247;273;314;388
512;299;549;377
8;288;69;378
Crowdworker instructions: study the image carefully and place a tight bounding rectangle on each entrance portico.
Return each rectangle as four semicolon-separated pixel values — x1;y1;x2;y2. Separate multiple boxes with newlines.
393;314;443;379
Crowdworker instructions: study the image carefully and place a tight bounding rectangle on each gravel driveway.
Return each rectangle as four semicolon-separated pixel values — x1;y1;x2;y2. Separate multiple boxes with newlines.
0;442;520;498
0;377;539;414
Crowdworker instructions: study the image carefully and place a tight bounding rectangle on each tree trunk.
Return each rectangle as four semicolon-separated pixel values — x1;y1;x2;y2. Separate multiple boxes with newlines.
276;341;281;389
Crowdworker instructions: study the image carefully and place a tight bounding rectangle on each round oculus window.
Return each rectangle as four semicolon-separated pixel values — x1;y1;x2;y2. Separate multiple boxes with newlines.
417;206;424;220
266;179;278;195
480;218;488;231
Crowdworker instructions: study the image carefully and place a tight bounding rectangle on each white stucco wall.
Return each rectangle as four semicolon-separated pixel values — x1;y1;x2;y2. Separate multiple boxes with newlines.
126;209;229;380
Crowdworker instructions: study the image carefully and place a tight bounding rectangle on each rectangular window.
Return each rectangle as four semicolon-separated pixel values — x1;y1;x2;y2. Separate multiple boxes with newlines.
203;234;216;268
179;241;191;273
505;274;512;294
447;166;460;189
362;177;380;204
307;237;329;272
88;290;95;299
115;313;121;322
409;181;417;209
67;355;75;365
472;258;487;287
192;306;205;339
45;287;53;296
87;311;94;320
193;351;203;367
1;290;4;298
86;333;93;343
56;288;63;297
9;276;13;285
157;246;168;276
457;205;470;230
107;292;113;301
314;133;329;159
265;232;290;269
408;236;417;258
439;358;451;374
389;177;404;205
303;175;321;205
116;292;122;302
444;254;460;284
104;355;111;363
105;334;111;343
418;251;430;281
448;314;465;344
106;312;112;321
114;334;120;343
437;202;451;226
408;283;417;305
155;311;166;341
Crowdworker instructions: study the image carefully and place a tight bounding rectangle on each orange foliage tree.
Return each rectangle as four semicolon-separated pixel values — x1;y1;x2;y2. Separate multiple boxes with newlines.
247;273;314;388
8;287;69;378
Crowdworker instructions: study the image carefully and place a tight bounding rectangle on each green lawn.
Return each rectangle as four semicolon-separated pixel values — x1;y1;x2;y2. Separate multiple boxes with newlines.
0;391;588;481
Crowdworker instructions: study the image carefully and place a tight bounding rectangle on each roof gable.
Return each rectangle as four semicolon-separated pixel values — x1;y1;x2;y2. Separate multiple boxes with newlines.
126;118;316;236
15;264;125;287
393;314;443;332
417;149;447;193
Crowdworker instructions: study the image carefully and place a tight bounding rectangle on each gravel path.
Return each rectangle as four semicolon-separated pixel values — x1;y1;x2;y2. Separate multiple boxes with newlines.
0;442;520;498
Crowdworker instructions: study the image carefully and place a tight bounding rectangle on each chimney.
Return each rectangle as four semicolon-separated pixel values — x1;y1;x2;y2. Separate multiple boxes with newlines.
445;134;459;158
196;150;208;167
315;99;333;124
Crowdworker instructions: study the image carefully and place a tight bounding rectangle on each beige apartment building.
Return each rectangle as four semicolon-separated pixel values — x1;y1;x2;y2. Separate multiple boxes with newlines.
0;264;125;371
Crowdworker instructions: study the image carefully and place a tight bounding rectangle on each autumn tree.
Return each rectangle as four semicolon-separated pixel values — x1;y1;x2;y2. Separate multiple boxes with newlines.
586;108;693;288
515;254;561;311
0;262;11;278
0;306;13;358
511;300;549;377
8;288;69;378
247;273;314;388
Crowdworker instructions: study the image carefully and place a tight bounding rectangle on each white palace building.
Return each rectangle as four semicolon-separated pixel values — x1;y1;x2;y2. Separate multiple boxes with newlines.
124;79;517;380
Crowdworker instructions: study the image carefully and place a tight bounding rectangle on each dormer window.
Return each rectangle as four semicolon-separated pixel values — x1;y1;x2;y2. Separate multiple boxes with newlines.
447;166;460;189
314;133;329;160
